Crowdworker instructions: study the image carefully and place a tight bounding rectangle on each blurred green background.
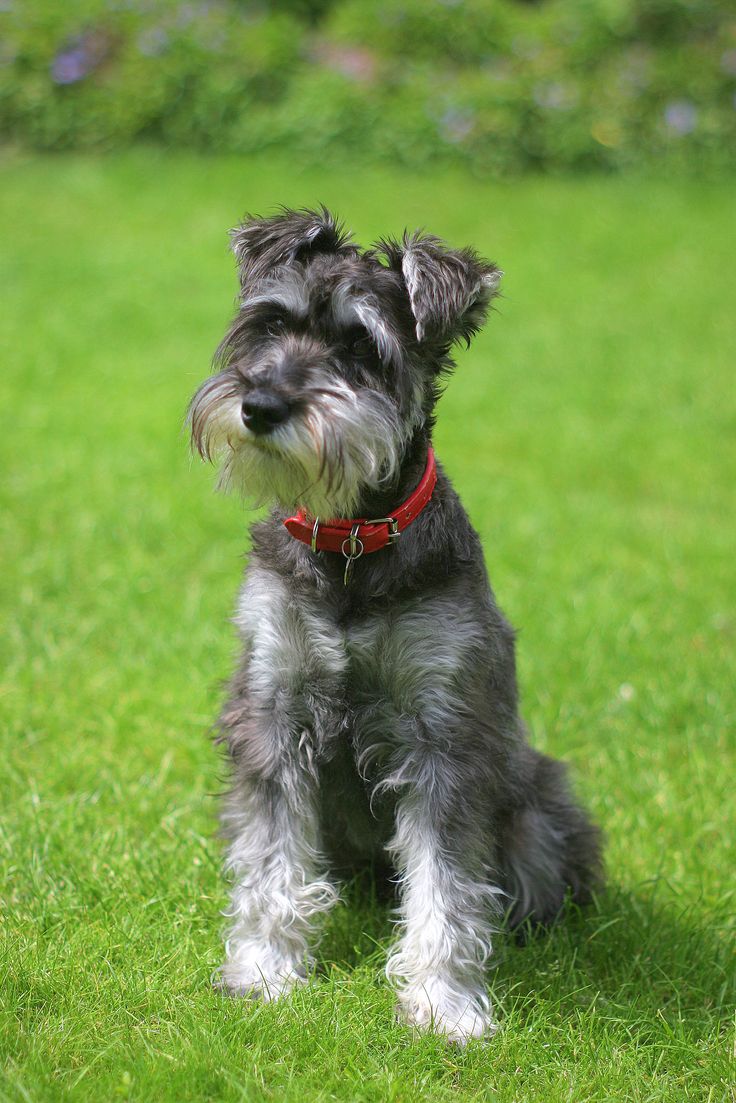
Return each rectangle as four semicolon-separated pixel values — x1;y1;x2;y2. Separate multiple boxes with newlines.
2;0;735;173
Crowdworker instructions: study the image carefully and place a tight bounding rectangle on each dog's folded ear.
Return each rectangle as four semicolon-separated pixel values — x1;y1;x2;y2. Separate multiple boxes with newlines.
379;232;502;346
230;206;352;287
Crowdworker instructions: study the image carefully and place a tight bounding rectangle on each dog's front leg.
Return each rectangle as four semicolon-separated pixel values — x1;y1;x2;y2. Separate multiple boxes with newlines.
216;570;343;1001
386;778;499;1043
218;768;337;1001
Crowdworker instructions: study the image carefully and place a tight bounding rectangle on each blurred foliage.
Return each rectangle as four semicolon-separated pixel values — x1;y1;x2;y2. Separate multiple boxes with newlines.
1;0;735;173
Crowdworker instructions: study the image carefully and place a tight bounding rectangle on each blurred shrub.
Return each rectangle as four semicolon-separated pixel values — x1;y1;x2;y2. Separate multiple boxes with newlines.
1;1;302;150
1;0;734;173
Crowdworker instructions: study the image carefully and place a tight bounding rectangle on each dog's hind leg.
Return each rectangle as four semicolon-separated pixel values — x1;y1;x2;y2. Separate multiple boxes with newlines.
496;749;602;933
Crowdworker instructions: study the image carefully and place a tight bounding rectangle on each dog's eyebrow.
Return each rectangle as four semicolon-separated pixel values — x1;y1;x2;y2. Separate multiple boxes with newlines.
332;285;401;365
240;272;309;318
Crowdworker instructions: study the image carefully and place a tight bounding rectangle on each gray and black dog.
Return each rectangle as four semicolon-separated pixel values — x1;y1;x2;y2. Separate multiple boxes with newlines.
188;206;601;1043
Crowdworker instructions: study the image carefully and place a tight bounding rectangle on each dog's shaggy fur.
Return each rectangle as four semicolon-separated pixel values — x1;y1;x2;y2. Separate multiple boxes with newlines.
188;207;601;1043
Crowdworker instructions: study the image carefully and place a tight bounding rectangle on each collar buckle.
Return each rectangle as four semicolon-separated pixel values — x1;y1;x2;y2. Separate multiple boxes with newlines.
366;515;400;545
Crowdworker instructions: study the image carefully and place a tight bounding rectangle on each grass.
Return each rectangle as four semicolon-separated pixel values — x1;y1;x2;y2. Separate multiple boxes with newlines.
0;149;734;1102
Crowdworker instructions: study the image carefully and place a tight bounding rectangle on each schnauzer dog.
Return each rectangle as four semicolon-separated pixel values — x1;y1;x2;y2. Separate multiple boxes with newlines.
188;206;601;1043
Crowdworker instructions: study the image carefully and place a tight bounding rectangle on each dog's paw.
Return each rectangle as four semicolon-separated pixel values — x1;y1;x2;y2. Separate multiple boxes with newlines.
396;986;497;1045
214;950;307;1003
214;971;304;1002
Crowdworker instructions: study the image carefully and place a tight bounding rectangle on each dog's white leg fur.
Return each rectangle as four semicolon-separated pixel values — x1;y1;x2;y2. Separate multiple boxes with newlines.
217;568;344;999
219;781;337;999
386;795;498;1044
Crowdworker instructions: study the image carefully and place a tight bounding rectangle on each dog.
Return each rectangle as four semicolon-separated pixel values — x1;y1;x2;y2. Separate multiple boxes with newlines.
188;206;601;1043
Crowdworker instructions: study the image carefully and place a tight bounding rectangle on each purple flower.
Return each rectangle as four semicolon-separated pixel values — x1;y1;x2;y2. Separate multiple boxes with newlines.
663;100;698;136
52;45;92;85
51;31;110;85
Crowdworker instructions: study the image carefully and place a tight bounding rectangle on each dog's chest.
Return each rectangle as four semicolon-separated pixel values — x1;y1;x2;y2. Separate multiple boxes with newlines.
344;600;475;711
237;567;482;710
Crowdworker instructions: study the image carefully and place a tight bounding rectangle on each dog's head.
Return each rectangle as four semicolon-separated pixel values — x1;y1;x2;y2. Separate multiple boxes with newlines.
188;206;501;517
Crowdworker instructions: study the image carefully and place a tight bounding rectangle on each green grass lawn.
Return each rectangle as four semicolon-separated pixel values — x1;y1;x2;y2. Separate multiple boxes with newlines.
1;150;734;1102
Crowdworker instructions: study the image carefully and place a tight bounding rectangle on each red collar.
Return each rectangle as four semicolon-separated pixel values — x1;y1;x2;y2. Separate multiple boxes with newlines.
284;448;437;557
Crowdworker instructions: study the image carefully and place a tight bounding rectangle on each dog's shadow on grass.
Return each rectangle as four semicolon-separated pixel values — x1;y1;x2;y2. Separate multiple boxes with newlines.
318;874;732;1034
489;883;732;1034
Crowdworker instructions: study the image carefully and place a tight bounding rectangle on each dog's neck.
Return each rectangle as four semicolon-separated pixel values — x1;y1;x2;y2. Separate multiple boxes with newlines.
342;428;432;522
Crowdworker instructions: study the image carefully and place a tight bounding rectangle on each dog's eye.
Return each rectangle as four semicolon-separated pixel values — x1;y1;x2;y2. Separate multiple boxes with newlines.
265;317;286;337
349;334;374;358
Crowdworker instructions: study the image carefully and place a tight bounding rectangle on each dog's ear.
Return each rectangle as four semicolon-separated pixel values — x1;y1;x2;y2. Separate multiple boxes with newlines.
379;232;502;346
230;206;352;287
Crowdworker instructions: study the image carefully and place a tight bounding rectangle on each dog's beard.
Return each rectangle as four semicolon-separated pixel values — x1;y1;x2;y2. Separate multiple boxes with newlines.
188;371;405;518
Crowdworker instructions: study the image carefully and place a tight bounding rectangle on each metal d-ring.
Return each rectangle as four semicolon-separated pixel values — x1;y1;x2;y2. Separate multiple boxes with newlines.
311;516;320;553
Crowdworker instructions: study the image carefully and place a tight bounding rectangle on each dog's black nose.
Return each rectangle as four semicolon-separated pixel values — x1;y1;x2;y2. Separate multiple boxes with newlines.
241;391;291;435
